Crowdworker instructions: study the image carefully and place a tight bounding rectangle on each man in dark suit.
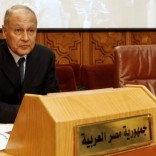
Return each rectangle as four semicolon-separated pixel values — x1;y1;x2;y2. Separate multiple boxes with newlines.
0;5;60;123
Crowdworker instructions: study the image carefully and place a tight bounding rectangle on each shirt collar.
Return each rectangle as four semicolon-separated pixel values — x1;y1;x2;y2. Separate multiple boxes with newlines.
8;47;27;64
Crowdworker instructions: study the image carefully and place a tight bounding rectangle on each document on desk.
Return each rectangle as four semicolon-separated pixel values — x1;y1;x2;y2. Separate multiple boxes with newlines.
0;132;10;150
0;124;13;133
0;124;13;150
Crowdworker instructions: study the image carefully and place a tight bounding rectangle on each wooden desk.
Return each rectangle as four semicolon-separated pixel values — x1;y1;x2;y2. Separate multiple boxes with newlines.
4;87;156;156
113;145;156;156
0;152;12;156
1;145;156;156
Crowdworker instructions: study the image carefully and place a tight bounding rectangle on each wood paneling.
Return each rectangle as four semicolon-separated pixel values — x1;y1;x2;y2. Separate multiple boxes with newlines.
89;32;126;64
1;30;156;65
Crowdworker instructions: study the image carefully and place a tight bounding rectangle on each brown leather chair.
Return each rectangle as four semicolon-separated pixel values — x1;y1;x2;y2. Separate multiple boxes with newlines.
56;65;77;92
114;45;156;95
56;63;81;89
80;64;114;90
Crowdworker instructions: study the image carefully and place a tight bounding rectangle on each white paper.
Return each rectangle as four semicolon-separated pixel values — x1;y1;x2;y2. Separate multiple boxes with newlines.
0;124;13;150
0;132;10;150
0;124;14;133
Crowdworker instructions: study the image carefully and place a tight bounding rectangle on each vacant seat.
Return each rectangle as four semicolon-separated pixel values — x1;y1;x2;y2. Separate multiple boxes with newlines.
56;65;77;92
114;45;156;95
56;63;81;89
80;64;114;90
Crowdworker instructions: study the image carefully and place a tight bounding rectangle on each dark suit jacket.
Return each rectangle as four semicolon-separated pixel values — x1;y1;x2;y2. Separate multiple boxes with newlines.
0;41;60;123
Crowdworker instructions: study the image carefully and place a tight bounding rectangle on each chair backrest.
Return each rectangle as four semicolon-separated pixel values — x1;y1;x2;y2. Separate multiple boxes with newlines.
56;65;77;92
114;45;156;95
56;63;81;88
80;64;114;90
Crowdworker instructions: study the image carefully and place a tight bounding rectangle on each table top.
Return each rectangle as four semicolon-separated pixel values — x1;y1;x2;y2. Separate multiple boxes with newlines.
1;145;156;156
0;152;12;156
112;144;156;156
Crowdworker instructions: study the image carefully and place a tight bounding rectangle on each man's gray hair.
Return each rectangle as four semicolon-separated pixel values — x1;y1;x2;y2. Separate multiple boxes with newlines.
4;4;37;26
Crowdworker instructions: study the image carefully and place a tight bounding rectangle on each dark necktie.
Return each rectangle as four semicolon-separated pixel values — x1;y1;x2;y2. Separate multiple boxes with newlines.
18;57;25;84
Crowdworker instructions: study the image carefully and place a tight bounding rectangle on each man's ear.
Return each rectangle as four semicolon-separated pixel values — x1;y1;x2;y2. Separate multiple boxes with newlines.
2;25;7;39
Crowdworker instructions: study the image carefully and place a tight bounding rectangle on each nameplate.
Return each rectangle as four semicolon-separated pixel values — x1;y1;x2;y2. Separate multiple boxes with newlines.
75;114;153;156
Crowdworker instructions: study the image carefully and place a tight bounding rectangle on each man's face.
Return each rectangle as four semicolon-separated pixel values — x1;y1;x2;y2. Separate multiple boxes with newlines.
2;9;37;56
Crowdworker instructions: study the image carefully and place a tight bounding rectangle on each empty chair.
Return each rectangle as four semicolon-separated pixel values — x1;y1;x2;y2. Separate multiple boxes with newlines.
114;45;156;95
56;63;81;89
80;64;114;90
56;65;77;92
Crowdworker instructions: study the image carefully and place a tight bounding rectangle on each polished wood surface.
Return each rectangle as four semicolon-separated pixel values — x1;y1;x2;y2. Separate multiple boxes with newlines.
113;144;156;156
4;85;156;156
0;151;12;156
1;145;156;156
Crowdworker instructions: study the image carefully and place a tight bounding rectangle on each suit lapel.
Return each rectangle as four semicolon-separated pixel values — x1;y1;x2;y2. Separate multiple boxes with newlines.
22;48;39;91
1;44;21;88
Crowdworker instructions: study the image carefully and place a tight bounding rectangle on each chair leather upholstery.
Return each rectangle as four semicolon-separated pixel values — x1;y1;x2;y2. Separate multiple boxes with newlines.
114;45;156;95
80;64;114;90
56;63;81;88
56;65;77;92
